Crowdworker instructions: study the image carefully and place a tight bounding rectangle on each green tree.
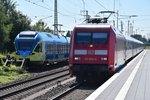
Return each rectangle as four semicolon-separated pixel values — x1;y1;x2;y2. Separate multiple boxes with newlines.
31;20;52;32
8;11;31;52
0;0;31;52
0;1;13;52
66;31;71;37
0;0;16;15
131;34;147;44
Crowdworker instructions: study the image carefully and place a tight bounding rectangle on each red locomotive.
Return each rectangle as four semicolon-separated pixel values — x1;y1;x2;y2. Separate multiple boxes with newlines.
69;17;144;81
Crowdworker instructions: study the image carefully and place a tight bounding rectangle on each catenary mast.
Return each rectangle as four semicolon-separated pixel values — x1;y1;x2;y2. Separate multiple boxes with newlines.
54;0;58;34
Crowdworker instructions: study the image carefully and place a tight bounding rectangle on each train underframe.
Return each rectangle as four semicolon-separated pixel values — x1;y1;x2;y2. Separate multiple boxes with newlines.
71;64;112;82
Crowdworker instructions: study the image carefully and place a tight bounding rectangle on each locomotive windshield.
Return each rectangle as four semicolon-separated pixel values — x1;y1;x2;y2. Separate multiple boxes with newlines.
76;33;91;44
18;39;34;50
76;32;108;44
92;33;108;43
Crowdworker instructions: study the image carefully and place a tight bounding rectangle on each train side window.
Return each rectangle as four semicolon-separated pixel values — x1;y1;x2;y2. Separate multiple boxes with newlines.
62;44;64;53
52;44;56;54
47;44;52;54
57;44;60;54
65;44;67;53
61;44;65;53
34;43;42;52
63;44;65;53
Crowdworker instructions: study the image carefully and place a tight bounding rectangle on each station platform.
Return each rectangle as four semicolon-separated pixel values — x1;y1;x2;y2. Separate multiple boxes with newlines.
86;49;149;100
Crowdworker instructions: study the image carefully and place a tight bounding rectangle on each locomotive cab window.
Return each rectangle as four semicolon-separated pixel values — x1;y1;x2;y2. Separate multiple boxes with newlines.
34;43;42;52
76;32;108;44
18;40;34;50
76;32;91;44
92;32;108;44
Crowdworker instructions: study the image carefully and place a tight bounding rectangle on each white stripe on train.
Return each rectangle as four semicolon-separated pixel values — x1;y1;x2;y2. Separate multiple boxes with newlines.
74;49;108;55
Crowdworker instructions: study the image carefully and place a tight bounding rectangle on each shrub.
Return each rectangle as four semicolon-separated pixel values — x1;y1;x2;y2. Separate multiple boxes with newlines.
0;65;27;75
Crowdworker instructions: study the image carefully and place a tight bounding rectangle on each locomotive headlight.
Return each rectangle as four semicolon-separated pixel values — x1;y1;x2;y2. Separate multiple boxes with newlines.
101;57;107;61
74;57;81;60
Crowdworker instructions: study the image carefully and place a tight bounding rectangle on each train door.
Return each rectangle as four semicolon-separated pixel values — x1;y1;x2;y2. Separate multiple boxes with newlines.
53;42;57;61
115;34;126;68
33;42;45;62
115;38;118;66
132;41;134;57
123;37;126;62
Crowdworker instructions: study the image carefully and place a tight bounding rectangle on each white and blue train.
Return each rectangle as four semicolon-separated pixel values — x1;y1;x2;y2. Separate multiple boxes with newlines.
14;31;70;64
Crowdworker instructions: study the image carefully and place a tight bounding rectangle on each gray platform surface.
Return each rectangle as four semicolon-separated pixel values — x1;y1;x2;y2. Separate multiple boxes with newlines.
86;50;149;100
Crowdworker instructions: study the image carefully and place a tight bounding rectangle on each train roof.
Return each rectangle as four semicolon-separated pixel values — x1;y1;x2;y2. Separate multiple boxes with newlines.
38;32;68;43
19;31;37;35
18;31;38;38
124;35;144;44
74;23;143;44
16;31;70;44
74;23;111;29
74;23;124;35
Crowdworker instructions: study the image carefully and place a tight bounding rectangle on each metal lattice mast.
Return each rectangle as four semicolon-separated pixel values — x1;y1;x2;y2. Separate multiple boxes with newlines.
54;0;58;34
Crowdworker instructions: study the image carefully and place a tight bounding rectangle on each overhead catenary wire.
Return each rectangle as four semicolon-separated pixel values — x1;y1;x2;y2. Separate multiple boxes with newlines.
81;0;85;11
25;0;53;11
94;0;109;11
39;15;53;20
58;2;80;16
24;0;78;20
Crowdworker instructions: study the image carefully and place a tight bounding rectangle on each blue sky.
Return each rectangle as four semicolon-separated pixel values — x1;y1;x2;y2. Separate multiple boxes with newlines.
14;0;150;36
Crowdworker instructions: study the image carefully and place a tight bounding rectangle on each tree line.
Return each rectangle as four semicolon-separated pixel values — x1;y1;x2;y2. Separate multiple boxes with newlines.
131;34;150;45
0;0;53;52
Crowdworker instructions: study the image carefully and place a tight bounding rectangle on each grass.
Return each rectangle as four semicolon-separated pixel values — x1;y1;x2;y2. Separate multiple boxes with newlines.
0;53;5;66
0;53;29;84
0;52;16;66
0;52;16;58
0;73;28;83
0;53;5;58
0;65;29;84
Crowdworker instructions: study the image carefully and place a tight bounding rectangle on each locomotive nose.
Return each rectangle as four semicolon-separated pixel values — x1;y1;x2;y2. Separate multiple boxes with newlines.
18;50;31;56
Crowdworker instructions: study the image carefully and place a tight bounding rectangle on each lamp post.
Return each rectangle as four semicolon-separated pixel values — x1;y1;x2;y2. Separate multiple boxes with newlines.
120;15;138;35
128;15;138;35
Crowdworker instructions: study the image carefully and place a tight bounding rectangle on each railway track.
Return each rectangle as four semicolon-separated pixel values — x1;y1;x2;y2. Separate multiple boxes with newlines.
52;82;82;100
0;66;70;99
50;81;97;100
31;74;109;100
